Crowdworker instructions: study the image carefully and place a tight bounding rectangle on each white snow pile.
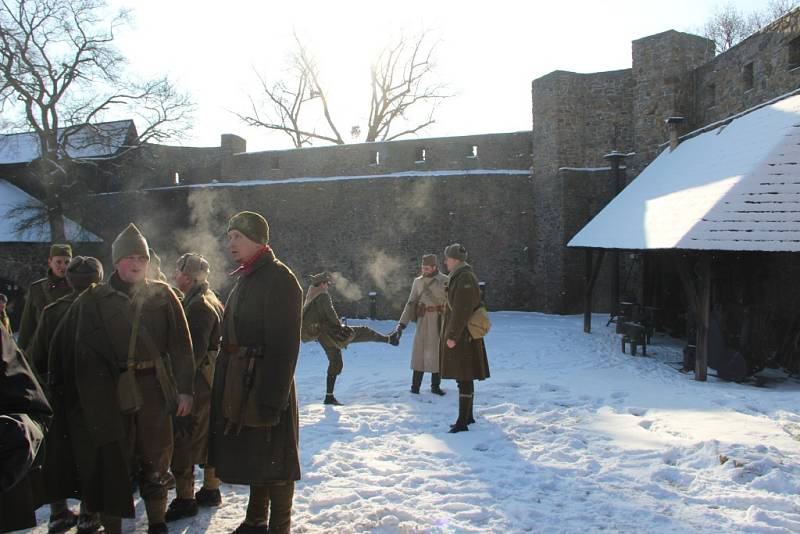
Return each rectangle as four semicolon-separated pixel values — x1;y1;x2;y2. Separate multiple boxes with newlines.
33;313;800;533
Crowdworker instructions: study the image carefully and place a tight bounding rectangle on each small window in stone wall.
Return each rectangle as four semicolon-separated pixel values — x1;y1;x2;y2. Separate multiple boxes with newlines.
415;147;427;163
789;36;800;70
742;62;754;91
369;151;380;165
467;145;478;158
271;156;280;170
706;83;716;108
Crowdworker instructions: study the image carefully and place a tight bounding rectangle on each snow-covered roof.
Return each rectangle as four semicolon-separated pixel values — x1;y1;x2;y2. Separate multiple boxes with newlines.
0;120;135;165
569;93;800;252
0;180;101;243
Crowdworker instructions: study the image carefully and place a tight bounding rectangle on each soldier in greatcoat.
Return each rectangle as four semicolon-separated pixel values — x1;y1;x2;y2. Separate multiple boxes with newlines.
439;244;490;433
0;323;51;533
208;211;302;534
28;257;103;533
396;254;448;395
49;224;194;534
17;243;73;351
301;272;399;406
165;253;224;521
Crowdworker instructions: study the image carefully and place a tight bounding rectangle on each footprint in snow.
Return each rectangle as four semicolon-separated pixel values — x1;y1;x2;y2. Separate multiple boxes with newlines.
627;407;647;417
639;420;654;430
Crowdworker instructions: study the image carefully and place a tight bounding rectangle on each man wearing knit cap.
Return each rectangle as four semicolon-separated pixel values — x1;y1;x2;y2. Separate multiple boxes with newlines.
0;294;10;334
302;271;400;406
17;243;73;350
209;211;302;534
166;253;224;521
439;244;490;433
395;254;449;395
49;223;194;534
28;256;103;534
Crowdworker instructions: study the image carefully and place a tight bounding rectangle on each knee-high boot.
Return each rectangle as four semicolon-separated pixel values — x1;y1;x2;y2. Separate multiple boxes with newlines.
411;371;423;394
324;374;342;405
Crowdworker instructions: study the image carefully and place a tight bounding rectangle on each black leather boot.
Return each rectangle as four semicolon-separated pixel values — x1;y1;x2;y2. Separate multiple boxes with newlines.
411;371;423;394
431;373;445;396
448;394;471;433
324;374;342;405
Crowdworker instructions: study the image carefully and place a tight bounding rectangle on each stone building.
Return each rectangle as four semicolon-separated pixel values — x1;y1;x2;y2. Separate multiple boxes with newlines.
3;9;800;320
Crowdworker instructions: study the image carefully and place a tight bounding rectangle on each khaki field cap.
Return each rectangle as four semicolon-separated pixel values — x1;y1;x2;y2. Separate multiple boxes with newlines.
227;211;270;245
444;243;468;261
112;223;150;264
177;253;210;277
66;256;104;289
310;272;333;286
50;244;72;258
422;254;437;267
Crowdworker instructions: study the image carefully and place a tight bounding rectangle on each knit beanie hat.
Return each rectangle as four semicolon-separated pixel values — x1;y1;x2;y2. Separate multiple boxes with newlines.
422;254;437;267
66;256;104;290
444;243;468;261
227;211;269;245
112;224;150;265
177;253;210;279
50;244;72;258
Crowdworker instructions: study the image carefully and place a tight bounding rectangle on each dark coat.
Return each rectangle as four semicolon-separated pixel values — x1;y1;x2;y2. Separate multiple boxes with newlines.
27;290;84;504
0;326;52;533
439;263;490;381
17;270;71;351
209;249;302;485
49;277;194;518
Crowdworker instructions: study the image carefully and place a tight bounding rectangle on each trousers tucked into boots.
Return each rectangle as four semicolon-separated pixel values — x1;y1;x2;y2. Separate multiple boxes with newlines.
412;371;442;392
245;482;295;534
457;380;474;425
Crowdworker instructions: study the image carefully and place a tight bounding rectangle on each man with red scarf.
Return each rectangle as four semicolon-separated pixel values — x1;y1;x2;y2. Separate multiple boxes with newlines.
208;211;302;534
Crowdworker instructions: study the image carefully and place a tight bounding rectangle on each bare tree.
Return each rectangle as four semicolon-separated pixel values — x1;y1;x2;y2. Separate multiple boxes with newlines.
237;30;450;147
0;0;193;241
236;33;344;148
702;1;799;53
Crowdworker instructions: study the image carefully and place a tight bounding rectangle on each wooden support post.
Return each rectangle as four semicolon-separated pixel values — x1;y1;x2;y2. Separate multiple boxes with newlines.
695;257;711;382
583;249;606;333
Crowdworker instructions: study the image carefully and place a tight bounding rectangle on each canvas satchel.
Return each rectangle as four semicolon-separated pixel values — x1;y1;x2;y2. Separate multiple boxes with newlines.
467;305;491;339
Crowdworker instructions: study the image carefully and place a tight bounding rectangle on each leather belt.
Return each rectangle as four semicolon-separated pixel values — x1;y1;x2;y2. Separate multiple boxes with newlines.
131;360;155;370
425;305;444;312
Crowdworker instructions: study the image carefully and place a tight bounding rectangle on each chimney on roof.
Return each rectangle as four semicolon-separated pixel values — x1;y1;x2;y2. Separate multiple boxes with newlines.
221;134;246;155
666;117;686;152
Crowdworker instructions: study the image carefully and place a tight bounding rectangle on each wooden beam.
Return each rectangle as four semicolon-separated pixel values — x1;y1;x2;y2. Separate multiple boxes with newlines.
695;256;711;382
583;249;606;333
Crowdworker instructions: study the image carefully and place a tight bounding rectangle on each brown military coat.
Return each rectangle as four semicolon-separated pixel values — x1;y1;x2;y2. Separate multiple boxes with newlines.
400;272;448;373
439;262;490;381
17;270;71;351
209;249;302;485
26;290;85;504
175;281;222;465
49;276;194;518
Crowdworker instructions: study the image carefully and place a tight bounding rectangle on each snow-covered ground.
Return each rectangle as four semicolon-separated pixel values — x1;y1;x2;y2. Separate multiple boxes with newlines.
32;313;800;533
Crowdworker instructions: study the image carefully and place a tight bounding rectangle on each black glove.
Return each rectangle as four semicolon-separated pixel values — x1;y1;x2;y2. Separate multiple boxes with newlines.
173;414;198;439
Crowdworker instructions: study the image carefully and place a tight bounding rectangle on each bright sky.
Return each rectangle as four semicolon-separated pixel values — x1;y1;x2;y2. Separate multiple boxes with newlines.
111;0;771;151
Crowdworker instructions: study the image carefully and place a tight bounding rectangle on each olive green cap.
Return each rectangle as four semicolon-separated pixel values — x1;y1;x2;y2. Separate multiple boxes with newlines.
112;223;150;265
422;254;437;267
227;211;269;245
66;256;104;290
50;244;72;258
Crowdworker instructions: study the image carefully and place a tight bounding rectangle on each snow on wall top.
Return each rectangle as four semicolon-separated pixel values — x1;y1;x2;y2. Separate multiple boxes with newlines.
568;93;800;252
0;120;135;165
0;180;101;243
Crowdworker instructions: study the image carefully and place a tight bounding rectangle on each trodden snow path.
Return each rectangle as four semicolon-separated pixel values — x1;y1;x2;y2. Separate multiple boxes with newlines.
32;312;800;533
